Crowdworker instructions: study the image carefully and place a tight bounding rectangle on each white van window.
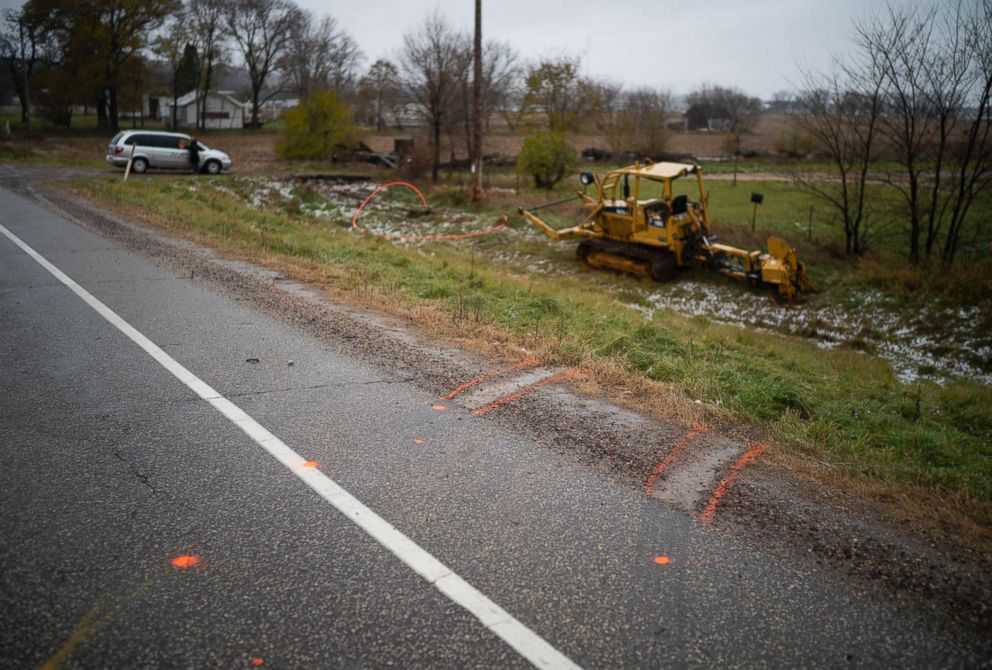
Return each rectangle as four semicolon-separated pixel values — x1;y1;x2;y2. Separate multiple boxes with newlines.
110;133;124;144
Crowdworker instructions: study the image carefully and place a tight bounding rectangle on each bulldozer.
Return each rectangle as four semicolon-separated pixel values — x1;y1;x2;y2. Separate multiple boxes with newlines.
518;161;816;300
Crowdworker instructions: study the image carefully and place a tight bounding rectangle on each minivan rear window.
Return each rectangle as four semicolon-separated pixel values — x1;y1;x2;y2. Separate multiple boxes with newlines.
110;133;124;145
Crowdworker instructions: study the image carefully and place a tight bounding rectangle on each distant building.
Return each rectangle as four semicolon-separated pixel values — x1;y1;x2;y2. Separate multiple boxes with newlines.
384;103;422;129
159;90;247;129
684;103;732;132
258;97;300;122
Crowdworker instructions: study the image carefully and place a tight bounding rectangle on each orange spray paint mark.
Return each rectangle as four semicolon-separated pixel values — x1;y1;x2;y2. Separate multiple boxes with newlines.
170;555;200;569
351;181;507;242
432;404;447;411
700;442;769;524
443;358;541;400
301;461;319;469
654;555;673;565
472;369;584;416
644;424;708;497
251;658;264;667
414;439;424;445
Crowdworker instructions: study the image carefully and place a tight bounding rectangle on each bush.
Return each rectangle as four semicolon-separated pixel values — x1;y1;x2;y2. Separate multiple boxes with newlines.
277;92;357;161
517;130;576;190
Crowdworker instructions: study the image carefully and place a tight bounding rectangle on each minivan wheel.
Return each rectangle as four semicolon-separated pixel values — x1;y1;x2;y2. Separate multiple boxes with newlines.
131;157;148;174
204;160;221;175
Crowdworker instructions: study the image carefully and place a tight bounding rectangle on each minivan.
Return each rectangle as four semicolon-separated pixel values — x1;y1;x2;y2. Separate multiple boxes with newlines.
106;130;232;174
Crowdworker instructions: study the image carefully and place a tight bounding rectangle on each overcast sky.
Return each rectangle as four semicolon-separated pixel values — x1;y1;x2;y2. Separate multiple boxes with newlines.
1;0;929;98
298;0;928;97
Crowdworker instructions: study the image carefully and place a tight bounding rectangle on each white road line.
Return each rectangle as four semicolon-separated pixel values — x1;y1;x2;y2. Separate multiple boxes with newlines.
0;221;581;670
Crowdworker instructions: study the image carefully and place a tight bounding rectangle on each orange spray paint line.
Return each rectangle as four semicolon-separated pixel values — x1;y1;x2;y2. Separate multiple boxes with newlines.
351;181;507;242
644;424;707;497
472;368;584;416
653;555;673;565
443;357;540;400
170;555;201;569
700;442;769;524
301;461;319;469
432;404;447;411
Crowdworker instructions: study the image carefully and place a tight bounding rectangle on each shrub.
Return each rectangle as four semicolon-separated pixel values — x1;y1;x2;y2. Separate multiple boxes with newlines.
517;130;576;190
277;92;357;161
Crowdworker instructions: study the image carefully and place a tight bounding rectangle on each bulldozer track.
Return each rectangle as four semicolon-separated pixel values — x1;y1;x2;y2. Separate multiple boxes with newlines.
578;238;678;281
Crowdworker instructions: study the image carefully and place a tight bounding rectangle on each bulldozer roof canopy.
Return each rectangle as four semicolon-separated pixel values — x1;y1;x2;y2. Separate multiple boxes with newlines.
612;161;700;180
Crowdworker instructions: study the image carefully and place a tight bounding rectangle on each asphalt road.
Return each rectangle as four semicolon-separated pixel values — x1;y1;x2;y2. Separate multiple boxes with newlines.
0;183;983;668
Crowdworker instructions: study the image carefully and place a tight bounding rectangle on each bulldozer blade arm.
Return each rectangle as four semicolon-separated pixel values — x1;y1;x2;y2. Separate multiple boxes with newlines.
518;207;563;240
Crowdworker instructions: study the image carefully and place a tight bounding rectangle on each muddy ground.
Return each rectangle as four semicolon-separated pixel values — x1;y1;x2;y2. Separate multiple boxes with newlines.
251;175;991;388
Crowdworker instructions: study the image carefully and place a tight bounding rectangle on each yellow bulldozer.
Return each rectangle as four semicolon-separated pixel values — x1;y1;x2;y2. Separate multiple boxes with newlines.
518;161;816;300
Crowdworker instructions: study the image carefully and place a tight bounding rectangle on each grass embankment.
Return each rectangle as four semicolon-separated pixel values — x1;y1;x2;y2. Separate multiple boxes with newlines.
71;175;992;532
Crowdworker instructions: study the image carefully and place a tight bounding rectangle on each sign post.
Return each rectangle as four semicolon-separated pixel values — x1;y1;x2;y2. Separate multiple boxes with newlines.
750;192;764;233
123;143;136;181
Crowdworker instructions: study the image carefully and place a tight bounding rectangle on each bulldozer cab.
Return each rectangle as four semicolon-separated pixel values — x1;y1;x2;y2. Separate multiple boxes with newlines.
591;162;710;237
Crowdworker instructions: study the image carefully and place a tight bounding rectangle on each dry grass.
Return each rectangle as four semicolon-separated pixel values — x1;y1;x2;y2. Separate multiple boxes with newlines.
363;113;798;161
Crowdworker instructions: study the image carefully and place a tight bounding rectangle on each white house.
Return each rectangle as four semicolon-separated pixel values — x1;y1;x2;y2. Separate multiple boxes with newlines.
160;90;247;129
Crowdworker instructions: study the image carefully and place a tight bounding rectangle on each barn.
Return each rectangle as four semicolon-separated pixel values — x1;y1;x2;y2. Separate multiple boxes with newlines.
160;90;247;130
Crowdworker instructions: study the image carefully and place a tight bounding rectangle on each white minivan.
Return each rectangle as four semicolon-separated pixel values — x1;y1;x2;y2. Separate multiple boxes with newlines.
106;130;232;174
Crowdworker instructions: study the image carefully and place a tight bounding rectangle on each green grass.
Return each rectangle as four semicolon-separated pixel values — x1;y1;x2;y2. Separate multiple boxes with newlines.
72;175;992;515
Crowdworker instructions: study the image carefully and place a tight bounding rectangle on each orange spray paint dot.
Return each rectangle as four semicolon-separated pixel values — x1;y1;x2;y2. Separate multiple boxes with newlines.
251;658;264;667
654;555;672;565
414;439;424;445
432;404;446;411
171;555;200;568
301;461;319;468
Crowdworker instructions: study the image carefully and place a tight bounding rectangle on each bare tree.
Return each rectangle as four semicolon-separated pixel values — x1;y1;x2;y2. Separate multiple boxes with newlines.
858;5;935;264
225;0;297;128
478;41;519;131
686;84;762;185
283;9;361;98
600;87;672;157
153;15;191;129
858;1;992;264
793;58;885;256
399;12;468;182
454;40;519;177
587;79;623;134
769;90;800;114
938;0;992;262
188;0;225;131
0;7;46;135
356;59;401;131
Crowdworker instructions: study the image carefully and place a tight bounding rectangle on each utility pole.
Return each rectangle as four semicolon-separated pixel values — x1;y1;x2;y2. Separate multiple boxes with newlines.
471;0;483;201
